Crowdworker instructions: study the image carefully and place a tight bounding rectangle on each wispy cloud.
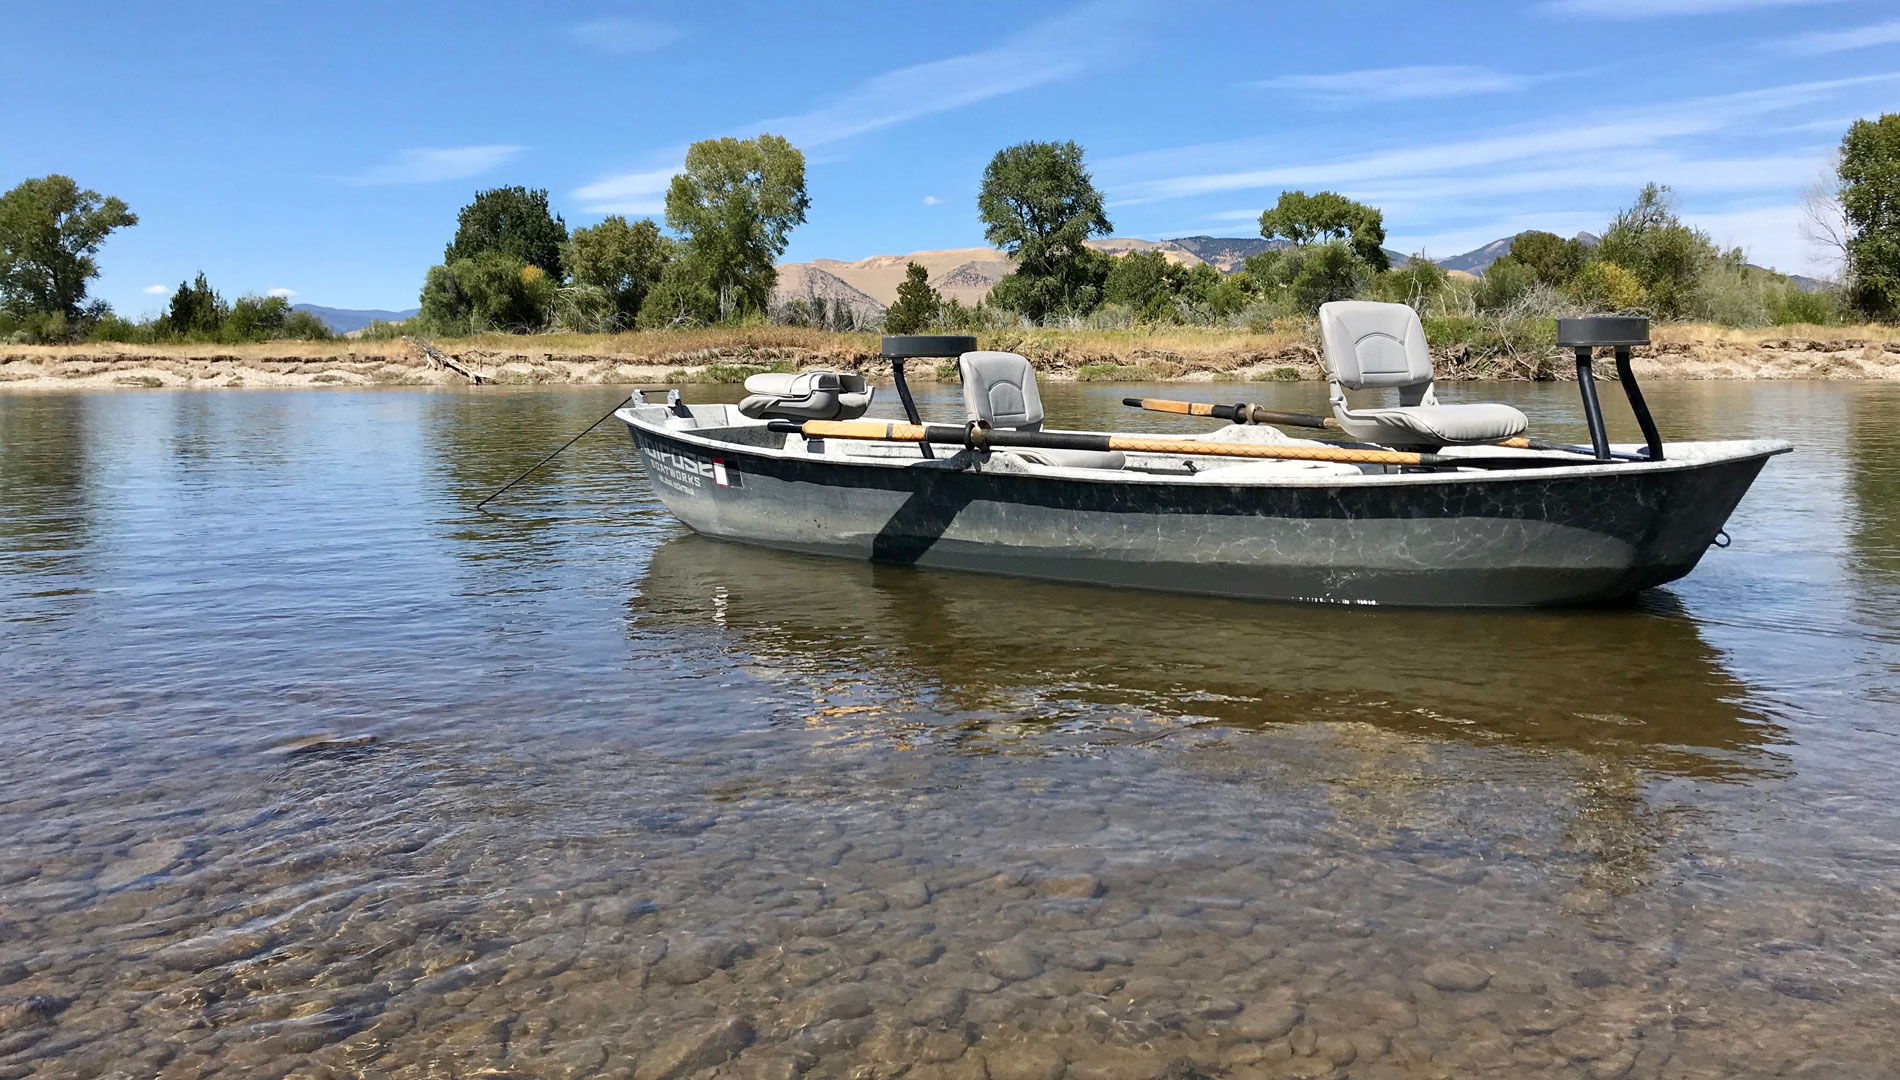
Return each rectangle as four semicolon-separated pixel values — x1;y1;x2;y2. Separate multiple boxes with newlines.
1102;75;1895;206
348;145;523;186
1254;65;1530;103
568;17;681;55
572;167;676;216
1786;17;1900;54
922;195;941;206
574;1;1135;214
268;288;296;298
1540;0;1838;17
142;284;168;295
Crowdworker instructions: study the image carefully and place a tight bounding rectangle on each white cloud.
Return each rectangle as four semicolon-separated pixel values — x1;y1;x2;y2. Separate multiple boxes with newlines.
1541;0;1839;17
568;17;681;54
921;195;941;206
1101;75;1895;206
1254;66;1530;103
572;166;676;216
573;1;1135;213
141;284;168;295
268;288;296;298
349;145;523;186
1786;17;1900;54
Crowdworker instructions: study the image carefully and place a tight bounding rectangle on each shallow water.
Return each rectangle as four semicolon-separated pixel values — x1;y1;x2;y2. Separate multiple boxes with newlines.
2;380;1898;1080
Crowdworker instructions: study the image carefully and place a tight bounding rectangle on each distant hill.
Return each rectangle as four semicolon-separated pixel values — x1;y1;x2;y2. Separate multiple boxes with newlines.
293;304;418;334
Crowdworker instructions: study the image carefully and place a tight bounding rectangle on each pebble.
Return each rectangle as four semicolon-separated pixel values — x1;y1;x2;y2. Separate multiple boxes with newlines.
986;1044;1067;1080
979;943;1044;982
791;984;874;1028
1420;961;1490;993
1036;874;1104;900
1233;1000;1302;1041
634;1016;754;1080
0;964;27;989
905;988;968;1028
886;881;932;909
0;995;70;1031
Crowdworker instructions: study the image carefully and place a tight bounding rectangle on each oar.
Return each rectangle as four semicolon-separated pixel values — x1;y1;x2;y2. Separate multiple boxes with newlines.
1123;396;1645;461
766;420;1613;471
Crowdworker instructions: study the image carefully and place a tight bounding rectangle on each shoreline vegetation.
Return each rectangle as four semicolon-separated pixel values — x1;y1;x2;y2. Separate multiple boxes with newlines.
5;324;1899;391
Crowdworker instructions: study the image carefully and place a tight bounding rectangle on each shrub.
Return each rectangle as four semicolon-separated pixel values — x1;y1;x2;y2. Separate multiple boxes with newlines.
1769;284;1846;326
1474;259;1533;312
420;252;554;334
1570;261;1647;312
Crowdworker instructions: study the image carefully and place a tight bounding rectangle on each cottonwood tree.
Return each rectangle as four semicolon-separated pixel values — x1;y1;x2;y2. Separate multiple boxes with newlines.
661;134;809;322
1257;190;1389;272
0;175;137;325
978;140;1113;321
1246;190;1389;309
444;187;569;280
1840;114;1900;320
567;215;672;328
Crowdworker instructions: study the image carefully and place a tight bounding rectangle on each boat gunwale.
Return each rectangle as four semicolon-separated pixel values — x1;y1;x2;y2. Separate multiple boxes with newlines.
616;407;1793;491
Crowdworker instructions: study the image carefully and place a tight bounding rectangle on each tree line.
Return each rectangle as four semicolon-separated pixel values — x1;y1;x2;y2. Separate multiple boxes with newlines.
2;113;1896;345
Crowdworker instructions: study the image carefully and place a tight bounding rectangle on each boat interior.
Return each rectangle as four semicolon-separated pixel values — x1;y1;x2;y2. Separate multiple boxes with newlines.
625;304;1734;482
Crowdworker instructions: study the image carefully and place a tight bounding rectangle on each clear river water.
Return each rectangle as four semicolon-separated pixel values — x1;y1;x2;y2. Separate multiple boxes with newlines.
2;380;1898;1080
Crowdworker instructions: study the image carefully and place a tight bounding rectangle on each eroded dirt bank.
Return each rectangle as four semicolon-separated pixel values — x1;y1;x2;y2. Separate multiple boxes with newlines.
3;330;1898;390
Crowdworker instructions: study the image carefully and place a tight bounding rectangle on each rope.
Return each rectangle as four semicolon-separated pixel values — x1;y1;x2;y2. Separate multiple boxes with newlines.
476;395;634;511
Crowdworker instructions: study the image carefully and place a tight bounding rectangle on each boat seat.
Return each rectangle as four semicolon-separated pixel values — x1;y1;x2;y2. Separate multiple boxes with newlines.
959;351;1125;470
737;371;873;421
1318;301;1527;448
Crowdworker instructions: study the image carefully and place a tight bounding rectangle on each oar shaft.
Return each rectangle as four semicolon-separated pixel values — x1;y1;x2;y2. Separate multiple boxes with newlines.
1123;397;1337;431
781;419;1594;471
1124;396;1645;462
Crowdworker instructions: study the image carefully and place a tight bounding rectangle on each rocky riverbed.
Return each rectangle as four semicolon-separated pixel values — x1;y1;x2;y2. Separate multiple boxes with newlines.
5;383;1899;1080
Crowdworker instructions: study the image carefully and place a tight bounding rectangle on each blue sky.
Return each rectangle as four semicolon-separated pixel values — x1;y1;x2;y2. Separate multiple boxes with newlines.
6;0;1897;314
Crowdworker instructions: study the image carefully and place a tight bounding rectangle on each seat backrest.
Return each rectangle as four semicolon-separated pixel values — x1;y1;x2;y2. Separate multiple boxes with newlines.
959;351;1043;431
1318;301;1435;391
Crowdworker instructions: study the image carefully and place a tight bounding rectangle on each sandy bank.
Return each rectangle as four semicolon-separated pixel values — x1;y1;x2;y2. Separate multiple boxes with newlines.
4;327;1898;390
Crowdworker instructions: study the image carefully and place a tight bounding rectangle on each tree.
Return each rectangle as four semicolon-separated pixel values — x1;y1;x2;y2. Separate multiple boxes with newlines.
444;186;568;281
1839;113;1900;320
1506;231;1586;287
164;273;226;336
637;257;719;328
884;262;943;333
664;134;809;321
1258;190;1389;272
1595;184;1714;319
567;215;672;328
977;140;1114;320
420;252;555;333
0;175;137;322
1103;250;1187;314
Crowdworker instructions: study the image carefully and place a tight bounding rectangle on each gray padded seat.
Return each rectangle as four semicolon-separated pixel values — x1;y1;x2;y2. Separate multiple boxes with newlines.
958;351;1124;470
1317;301;1527;447
737;371;873;421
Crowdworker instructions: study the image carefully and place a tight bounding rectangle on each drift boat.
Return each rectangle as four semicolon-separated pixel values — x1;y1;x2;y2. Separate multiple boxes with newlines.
615;305;1788;607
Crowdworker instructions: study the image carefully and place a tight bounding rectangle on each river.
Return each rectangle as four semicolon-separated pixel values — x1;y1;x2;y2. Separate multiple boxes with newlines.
2;381;1898;1079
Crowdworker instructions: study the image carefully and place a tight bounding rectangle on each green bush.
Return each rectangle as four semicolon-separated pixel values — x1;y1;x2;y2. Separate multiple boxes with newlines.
420;252;554;334
1474;259;1533;312
1570;261;1647;312
1769;284;1845;326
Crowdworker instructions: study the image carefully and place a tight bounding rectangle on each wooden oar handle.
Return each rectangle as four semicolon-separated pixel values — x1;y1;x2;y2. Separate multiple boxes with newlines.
1123;397;1218;418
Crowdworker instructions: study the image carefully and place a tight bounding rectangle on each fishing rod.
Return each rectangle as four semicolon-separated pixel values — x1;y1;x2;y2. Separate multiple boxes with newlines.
476;394;635;511
1123;396;1646;461
767;419;1614;471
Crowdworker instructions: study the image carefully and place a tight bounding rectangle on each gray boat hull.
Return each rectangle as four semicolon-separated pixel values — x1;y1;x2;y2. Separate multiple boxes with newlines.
619;407;1787;608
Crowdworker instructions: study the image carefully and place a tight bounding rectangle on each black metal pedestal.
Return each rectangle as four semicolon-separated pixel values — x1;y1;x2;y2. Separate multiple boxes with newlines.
879;335;978;460
1555;317;1662;462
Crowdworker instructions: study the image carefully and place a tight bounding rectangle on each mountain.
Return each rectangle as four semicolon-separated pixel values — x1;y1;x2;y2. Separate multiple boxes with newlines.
771;263;887;322
294;304;418;333
1434;231;1601;275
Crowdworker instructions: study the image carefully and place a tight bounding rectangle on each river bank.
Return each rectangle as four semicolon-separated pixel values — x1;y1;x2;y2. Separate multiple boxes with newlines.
3;325;1898;389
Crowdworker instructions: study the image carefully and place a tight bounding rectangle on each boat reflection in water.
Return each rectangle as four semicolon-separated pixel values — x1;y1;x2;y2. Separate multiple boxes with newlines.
631;533;1786;784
